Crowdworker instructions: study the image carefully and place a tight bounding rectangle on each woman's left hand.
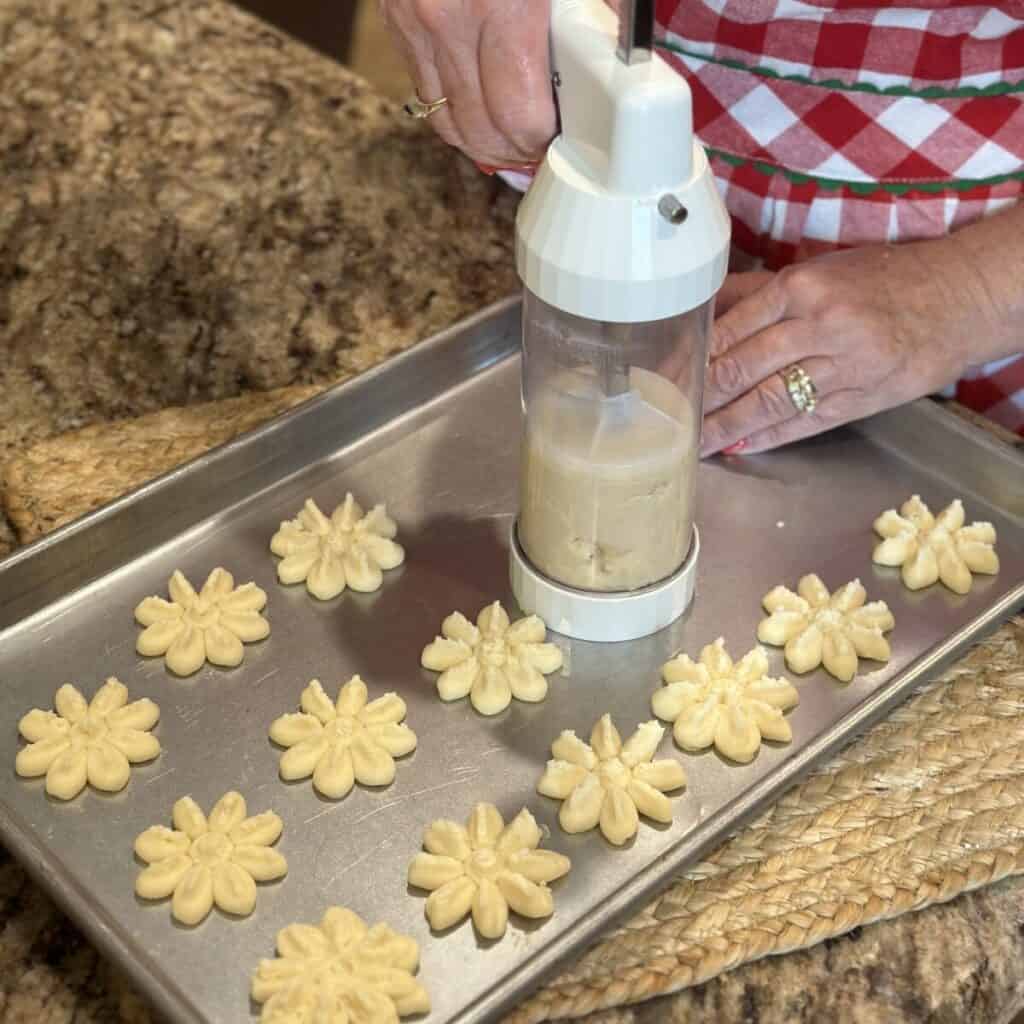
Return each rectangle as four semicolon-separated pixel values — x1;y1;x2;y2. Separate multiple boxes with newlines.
700;237;977;457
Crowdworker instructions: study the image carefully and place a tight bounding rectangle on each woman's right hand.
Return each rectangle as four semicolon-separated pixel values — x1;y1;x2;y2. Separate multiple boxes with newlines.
378;0;556;169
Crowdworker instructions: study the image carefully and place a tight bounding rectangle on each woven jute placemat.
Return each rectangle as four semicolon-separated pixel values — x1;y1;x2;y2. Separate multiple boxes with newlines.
3;387;1024;1022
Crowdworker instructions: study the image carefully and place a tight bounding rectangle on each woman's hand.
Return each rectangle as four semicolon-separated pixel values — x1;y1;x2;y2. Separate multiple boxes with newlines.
699;237;981;457
379;0;556;169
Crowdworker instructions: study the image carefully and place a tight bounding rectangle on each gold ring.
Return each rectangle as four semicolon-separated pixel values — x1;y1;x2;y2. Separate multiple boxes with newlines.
403;93;448;119
781;364;817;415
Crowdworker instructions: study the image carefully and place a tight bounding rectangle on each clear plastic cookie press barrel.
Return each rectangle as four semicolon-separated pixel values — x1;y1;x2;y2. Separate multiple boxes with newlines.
517;290;713;593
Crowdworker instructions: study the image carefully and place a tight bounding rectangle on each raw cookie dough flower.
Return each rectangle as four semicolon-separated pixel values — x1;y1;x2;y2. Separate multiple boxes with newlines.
758;574;895;683
134;791;287;926
15;678;160;801
537;715;686;845
420;601;563;716
269;676;417;799
135;568;270;676
408;802;571;939
653;639;799;764
873;495;999;594
251;907;430;1023
270;495;404;600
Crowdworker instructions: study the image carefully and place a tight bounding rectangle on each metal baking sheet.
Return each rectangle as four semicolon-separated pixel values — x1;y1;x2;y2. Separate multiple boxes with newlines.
1;297;1022;1024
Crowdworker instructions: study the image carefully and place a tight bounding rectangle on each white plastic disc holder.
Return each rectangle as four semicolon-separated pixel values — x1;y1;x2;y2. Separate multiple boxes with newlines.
510;524;699;642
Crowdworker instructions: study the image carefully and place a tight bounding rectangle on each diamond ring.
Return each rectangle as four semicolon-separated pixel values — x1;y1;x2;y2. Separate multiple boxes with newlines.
781;364;818;415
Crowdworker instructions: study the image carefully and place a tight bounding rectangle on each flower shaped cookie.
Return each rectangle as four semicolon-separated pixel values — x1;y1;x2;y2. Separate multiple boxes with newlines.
269;676;417;799
653;639;799;764
420;601;563;716
270;495;405;600
135;568;270;676
408;802;571;940
134;791;287;926
758;574;895;682
537;715;686;845
15;678;160;800
251;907;430;1023
873;495;999;594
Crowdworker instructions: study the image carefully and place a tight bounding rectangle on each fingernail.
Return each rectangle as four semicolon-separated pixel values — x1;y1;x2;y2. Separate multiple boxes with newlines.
722;439;748;455
475;162;540;176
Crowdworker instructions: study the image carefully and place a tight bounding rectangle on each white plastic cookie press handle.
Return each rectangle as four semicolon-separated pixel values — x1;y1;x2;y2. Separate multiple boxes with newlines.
549;0;691;193
515;0;730;323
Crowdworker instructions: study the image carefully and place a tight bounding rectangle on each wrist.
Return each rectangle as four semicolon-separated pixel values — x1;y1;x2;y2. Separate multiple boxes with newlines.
946;205;1024;365
908;235;974;383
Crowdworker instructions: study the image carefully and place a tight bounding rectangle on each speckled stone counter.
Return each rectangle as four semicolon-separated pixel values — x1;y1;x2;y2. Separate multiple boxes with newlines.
0;0;518;557
2;3;1024;1023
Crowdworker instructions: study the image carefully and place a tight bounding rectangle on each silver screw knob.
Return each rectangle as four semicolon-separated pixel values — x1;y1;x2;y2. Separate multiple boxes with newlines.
658;194;688;224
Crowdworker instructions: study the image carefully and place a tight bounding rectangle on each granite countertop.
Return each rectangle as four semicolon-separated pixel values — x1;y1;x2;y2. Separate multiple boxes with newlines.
2;2;1024;1023
0;0;519;557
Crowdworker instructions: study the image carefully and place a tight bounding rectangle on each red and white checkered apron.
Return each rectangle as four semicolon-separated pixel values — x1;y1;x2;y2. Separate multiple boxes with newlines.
655;0;1024;434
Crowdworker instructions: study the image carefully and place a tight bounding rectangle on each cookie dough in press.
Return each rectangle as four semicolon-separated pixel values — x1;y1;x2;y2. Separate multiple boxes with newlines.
420;601;563;715
134;791;287;926
408;802;571;939
134;568;269;676
270;494;405;600
654;639;799;764
758;575;895;682
873;495;999;594
538;714;686;845
269;676;417;799
518;368;697;592
15;678;160;800
251;907;430;1022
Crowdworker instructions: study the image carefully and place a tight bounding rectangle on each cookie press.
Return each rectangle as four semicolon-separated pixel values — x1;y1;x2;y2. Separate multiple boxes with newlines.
509;0;731;641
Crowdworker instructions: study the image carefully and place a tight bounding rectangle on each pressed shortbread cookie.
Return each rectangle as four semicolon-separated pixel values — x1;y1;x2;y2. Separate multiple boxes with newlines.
269;675;416;799
408;802;570;939
421;601;563;716
538;714;686;845
15;678;160;800
135;568;269;676
873;495;999;594
134;791;286;926
654;639;799;764
251;907;430;1022
758;574;895;682
270;495;404;600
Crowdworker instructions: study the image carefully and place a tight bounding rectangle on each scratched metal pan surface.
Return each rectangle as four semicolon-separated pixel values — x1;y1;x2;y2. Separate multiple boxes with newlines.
1;297;1023;1024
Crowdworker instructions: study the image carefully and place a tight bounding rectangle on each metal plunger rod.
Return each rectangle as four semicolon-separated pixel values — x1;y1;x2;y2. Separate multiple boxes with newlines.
600;324;632;396
616;0;654;64
599;0;656;396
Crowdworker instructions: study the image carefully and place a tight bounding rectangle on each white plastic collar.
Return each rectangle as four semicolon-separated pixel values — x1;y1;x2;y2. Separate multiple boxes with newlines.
510;524;699;642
